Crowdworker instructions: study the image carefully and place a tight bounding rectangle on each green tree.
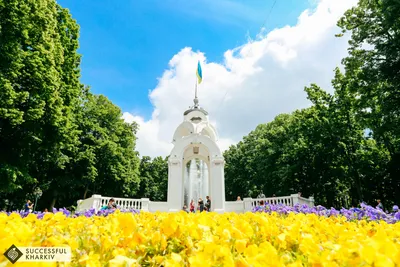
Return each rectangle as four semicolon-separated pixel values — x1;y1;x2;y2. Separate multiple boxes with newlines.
224;67;392;207
337;0;400;203
224;113;301;200
56;93;141;207
137;156;168;201
223;0;400;207
0;1;142;210
0;0;81;198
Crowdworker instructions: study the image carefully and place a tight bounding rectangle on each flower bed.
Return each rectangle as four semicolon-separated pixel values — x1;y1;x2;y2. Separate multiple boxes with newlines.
1;210;399;266
1;207;140;219
252;203;400;224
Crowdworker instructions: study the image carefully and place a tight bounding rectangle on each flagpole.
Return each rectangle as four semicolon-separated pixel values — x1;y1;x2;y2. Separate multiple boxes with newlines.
195;79;198;99
194;78;198;107
194;60;201;108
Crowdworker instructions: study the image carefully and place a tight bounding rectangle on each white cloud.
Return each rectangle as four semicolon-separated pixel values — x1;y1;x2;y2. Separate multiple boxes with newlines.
125;0;358;158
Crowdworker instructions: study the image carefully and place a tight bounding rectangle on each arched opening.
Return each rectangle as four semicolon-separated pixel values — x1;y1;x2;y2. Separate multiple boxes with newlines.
168;132;225;212
182;144;210;209
183;159;210;209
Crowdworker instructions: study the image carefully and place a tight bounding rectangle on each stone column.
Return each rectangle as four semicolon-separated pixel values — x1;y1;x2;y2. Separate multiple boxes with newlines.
141;198;150;211
243;198;253;212
210;158;225;213
202;161;209;199
186;163;191;207
309;196;315;207
167;158;183;212
189;159;197;203
91;194;102;211
290;194;299;206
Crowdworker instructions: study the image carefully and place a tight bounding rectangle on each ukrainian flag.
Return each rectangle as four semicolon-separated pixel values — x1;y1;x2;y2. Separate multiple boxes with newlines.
196;60;202;84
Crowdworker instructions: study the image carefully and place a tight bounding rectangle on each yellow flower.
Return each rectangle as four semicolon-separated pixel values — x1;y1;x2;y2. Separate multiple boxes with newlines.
109;255;137;267
235;239;247;254
0;210;399;266
111;248;126;258
117;213;137;236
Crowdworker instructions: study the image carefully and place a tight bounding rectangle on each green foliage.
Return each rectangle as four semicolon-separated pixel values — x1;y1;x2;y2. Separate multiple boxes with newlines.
56;92;141;203
0;0;81;196
337;0;400;203
137;156;168;201
224;0;400;208
0;0;141;210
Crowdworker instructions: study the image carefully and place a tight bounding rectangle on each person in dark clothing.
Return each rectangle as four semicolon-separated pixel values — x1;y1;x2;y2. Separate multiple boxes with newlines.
198;198;204;212
24;200;33;212
205;196;211;211
182;205;189;213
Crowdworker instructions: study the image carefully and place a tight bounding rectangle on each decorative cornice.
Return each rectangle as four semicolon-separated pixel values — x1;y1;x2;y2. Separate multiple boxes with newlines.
169;158;181;167
211;158;225;166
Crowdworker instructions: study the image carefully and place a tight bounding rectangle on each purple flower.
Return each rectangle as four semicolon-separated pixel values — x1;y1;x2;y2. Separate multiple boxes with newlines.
1;207;140;219
252;202;400;224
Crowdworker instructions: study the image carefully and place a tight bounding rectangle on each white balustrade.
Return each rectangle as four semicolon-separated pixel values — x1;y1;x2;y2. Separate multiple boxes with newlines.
251;196;293;208
76;194;315;213
76;195;144;212
76;195;97;212
99;197;142;210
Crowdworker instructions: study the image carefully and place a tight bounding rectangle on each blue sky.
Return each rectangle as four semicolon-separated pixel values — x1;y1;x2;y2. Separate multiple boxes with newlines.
58;0;313;120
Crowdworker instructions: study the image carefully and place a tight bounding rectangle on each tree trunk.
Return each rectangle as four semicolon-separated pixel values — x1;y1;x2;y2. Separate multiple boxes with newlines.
49;189;57;210
83;186;89;199
50;197;57;210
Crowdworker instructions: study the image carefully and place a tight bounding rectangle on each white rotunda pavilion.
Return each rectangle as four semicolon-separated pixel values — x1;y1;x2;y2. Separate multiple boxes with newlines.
167;96;225;212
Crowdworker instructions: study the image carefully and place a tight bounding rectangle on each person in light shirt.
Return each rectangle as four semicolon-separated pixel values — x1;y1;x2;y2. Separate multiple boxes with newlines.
376;199;383;210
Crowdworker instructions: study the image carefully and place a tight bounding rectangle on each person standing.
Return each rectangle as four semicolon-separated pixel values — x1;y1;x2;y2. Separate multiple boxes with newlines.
198;198;204;212
376;199;384;210
189;200;195;213
205;196;211;212
182;205;189;213
24;200;33;213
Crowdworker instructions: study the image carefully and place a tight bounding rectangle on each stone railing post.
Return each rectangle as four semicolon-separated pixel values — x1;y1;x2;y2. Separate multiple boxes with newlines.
92;194;102;211
243;198;253;212
141;198;150;211
309;196;315;207
290;194;299;206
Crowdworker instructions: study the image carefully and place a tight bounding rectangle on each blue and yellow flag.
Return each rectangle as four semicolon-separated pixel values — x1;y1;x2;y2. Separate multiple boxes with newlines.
196;60;202;84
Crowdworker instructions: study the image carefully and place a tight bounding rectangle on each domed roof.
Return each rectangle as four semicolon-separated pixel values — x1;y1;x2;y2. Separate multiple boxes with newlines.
183;106;208;116
183;97;208;116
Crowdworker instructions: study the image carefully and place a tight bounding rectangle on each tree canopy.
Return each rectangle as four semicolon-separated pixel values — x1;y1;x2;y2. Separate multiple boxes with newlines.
224;0;400;209
0;0;145;210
